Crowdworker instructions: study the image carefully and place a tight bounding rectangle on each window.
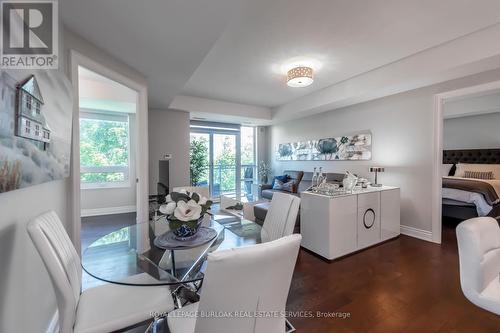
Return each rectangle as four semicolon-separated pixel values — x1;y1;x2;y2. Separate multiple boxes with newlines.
240;126;256;196
79;111;130;188
34;101;41;114
34;124;40;136
25;94;32;110
189;122;257;199
25;119;31;134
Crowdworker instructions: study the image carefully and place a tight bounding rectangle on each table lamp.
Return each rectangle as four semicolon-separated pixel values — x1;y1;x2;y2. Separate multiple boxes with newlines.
369;167;385;187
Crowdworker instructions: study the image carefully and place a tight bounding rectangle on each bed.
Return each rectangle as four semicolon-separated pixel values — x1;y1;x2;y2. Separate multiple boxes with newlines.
442;149;500;220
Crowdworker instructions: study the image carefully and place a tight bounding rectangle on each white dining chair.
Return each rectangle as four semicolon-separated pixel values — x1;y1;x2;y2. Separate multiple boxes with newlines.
261;192;301;242
173;186;210;199
167;234;302;333
456;217;500;315
27;211;175;333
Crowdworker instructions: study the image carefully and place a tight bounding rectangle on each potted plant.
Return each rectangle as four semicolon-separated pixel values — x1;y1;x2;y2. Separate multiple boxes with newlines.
159;189;213;240
258;161;272;184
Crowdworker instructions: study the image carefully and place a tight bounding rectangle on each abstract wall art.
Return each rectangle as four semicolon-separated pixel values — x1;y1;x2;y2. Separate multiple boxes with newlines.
276;132;372;161
0;70;73;193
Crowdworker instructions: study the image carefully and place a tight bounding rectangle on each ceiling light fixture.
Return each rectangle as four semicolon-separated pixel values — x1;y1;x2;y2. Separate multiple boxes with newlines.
286;66;313;87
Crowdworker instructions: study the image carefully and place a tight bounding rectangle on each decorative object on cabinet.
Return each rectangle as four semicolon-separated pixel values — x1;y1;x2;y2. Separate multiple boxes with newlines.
342;171;358;192
369;166;385;187
275;131;372;161
0;70;73;194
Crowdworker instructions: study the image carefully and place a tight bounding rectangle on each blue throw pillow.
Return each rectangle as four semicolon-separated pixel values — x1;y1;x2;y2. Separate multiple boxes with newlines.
274;174;289;183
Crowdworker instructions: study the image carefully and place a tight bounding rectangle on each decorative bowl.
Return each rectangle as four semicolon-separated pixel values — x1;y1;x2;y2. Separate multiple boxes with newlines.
167;217;204;240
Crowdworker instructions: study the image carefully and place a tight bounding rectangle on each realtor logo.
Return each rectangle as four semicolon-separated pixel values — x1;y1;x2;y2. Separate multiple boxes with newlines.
0;0;58;69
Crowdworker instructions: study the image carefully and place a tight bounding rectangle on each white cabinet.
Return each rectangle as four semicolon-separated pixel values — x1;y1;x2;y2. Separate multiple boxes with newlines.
300;194;357;259
300;186;400;260
357;192;381;249
381;188;400;241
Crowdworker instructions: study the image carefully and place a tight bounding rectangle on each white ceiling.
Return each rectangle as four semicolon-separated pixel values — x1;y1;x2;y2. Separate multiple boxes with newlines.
62;0;500;122
183;0;500;108
61;0;246;110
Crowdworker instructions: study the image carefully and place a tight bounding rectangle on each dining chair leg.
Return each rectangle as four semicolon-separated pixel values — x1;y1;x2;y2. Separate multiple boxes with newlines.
145;317;161;333
285;318;296;333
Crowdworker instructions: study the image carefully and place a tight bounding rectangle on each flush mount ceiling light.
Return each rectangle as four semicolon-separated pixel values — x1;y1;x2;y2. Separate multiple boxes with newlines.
286;66;313;87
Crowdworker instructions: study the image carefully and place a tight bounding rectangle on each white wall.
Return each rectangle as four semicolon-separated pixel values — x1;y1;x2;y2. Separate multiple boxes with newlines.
443;112;500;150
256;126;269;167
0;26;149;333
63;26;150;224
149;109;190;193
0;27;71;333
80;115;137;215
270;68;500;234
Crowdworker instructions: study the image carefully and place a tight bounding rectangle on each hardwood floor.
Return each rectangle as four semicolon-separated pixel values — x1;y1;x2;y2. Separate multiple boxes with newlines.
81;216;500;332
287;220;500;332
81;212;136;251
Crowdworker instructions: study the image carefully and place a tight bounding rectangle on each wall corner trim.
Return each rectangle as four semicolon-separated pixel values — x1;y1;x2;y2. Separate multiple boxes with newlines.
400;225;434;243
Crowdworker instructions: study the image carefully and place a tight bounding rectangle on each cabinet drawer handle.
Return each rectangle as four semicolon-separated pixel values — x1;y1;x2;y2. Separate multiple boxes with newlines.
363;208;375;229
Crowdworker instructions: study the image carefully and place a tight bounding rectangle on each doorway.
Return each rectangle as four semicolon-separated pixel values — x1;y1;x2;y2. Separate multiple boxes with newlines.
77;66;138;250
189;122;256;200
432;80;500;244
69;51;148;254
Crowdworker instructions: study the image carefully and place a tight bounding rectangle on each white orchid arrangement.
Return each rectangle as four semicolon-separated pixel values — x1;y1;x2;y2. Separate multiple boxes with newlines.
159;189;213;222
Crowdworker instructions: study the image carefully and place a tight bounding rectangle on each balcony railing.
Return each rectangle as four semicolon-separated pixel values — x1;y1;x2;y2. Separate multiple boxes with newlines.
197;164;256;197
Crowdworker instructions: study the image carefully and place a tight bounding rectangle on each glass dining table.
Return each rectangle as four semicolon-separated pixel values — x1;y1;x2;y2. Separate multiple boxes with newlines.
82;214;263;290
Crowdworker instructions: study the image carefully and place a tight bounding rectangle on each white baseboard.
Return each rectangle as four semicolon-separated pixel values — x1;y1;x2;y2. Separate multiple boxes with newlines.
81;205;136;217
400;225;433;242
46;311;58;333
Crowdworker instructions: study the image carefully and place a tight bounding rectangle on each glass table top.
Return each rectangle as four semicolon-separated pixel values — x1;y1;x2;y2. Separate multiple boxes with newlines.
82;215;263;287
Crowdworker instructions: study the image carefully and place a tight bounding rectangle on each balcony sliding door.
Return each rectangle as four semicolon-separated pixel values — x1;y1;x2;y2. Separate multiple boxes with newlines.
212;133;240;197
190;122;256;200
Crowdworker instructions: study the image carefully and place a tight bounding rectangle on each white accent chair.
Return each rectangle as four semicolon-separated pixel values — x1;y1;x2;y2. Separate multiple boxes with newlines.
27;211;175;333
261;192;301;243
173;186;210;199
456;217;500;315
167;234;302;333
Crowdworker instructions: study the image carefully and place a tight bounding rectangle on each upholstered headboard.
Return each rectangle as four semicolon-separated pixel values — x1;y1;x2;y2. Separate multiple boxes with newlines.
443;149;500;164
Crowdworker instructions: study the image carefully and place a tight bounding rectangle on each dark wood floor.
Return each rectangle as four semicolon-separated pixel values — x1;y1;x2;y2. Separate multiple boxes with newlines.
287;219;500;332
81;216;500;332
81;212;136;250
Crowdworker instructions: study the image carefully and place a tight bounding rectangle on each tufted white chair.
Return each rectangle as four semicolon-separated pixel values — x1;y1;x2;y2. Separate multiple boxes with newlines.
173;186;210;199
167;234;302;333
27;211;175;333
261;192;301;243
456;217;500;315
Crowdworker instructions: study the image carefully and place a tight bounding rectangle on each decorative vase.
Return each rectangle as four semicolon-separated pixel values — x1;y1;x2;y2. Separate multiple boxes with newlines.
342;172;358;192
167;216;204;240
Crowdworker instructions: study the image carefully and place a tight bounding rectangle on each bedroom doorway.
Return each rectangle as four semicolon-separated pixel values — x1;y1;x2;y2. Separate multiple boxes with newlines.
433;81;500;244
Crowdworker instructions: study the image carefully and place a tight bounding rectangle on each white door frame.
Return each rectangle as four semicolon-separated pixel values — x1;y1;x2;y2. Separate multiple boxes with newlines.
69;50;149;254
431;80;500;243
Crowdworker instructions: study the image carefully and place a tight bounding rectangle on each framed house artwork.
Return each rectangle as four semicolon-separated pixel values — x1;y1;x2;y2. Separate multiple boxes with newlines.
0;71;73;193
16;75;51;150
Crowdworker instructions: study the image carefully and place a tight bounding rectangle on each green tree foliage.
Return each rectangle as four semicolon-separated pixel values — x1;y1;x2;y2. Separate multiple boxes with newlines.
214;136;236;192
240;127;254;165
189;128;255;194
80;118;129;183
190;137;209;186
